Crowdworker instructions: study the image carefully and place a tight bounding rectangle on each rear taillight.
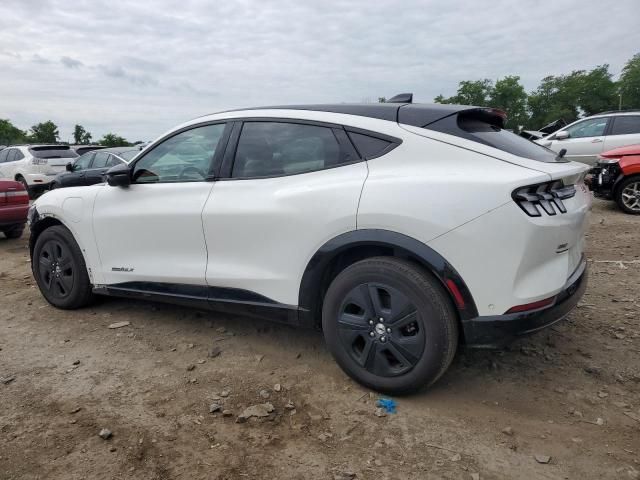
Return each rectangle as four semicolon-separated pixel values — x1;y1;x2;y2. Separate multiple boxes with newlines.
0;190;29;205
512;180;576;217
31;156;47;165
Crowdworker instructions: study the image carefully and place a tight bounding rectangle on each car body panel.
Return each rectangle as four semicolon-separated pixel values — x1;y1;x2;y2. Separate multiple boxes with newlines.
0;180;29;227
203;162;367;305
537;113;640;166
30;105;591;345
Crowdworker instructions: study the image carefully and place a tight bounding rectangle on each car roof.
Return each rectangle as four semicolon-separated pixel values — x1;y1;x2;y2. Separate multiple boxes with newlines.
219;102;483;128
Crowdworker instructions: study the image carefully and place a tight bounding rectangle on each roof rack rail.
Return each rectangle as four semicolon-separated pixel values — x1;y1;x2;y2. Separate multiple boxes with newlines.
386;93;413;103
596;109;640;115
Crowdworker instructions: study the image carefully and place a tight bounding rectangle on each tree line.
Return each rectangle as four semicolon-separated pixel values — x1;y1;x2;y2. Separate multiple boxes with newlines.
0;120;135;147
430;53;640;131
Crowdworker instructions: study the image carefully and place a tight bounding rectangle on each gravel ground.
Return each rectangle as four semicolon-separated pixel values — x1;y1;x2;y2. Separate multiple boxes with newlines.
0;199;639;480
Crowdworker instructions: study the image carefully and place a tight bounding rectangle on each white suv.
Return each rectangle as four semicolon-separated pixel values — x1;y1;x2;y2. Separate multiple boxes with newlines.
536;111;640;165
28;99;591;393
0;145;78;197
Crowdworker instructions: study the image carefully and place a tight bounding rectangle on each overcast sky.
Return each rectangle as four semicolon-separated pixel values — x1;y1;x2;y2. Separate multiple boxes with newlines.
1;0;639;142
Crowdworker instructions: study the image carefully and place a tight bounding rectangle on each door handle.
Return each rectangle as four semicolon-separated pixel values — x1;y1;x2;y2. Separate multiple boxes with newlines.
591;138;603;143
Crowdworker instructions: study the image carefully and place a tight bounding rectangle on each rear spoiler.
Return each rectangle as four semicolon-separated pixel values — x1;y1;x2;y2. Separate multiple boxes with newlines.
422;107;507;128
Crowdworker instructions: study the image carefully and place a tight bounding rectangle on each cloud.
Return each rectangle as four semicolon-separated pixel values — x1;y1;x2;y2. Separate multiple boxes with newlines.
60;56;83;69
31;53;50;64
0;0;638;142
97;64;157;86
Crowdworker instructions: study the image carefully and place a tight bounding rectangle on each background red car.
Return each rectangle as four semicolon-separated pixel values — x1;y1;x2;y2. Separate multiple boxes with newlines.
589;144;640;214
0;179;30;238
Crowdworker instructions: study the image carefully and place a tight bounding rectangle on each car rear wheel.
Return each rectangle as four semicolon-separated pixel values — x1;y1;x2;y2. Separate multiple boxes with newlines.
616;176;640;215
32;225;94;309
2;224;25;239
322;257;458;394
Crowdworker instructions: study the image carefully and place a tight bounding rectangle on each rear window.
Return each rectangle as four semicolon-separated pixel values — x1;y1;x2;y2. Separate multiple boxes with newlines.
427;113;561;163
29;146;78;159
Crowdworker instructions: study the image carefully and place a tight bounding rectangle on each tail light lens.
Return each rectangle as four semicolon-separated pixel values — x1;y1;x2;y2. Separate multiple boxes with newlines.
0;190;29;205
512;180;576;217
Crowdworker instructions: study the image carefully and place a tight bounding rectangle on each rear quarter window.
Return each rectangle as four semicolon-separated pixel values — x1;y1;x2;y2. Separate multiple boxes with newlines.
347;131;396;159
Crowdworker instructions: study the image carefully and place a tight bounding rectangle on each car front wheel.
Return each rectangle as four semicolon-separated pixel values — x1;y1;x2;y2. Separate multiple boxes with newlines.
32;225;94;309
322;257;458;394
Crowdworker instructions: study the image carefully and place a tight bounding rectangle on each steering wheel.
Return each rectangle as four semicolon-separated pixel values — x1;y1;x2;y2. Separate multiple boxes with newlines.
179;166;207;180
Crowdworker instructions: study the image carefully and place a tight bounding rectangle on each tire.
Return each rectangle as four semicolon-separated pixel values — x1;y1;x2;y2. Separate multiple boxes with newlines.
32;225;94;309
2;224;24;239
322;257;458;394
615;176;640;215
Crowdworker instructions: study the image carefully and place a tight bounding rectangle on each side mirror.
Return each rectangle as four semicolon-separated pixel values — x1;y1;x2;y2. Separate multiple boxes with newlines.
555;130;570;140
65;162;73;172
105;163;131;187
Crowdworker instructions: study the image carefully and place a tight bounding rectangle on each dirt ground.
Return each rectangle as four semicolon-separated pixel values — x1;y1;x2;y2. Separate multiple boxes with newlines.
1;199;639;480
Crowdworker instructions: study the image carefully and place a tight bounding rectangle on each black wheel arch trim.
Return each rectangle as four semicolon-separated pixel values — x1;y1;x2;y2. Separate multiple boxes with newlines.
297;229;479;328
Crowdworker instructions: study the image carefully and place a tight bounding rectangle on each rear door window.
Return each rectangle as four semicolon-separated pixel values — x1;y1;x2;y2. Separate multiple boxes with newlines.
232;122;357;178
610;116;640;135
92;152;111;169
6;149;18;162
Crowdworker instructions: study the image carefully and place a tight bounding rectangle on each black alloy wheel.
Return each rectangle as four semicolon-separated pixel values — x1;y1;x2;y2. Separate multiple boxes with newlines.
337;282;425;377
322;257;458;394
38;238;75;299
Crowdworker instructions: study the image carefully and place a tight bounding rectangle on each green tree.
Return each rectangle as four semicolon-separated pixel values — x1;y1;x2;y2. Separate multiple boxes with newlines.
29;120;59;143
619;53;640;109
577;65;618;116
527;74;582;128
435;79;493;106
489;76;529;131
0;119;27;145
73;124;92;144
99;133;130;147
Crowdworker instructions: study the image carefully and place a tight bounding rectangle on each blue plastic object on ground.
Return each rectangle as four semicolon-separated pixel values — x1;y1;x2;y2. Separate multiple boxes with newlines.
376;397;397;414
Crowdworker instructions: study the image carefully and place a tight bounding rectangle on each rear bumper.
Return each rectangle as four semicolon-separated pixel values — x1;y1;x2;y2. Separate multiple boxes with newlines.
24;173;59;189
462;257;587;348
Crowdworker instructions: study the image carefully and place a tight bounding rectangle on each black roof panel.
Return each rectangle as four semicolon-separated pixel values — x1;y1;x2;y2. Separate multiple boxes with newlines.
226;103;479;127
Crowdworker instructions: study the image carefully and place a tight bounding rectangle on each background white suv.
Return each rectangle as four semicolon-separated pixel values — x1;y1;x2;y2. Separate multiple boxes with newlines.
28;99;591;393
0;145;78;197
536;111;640;165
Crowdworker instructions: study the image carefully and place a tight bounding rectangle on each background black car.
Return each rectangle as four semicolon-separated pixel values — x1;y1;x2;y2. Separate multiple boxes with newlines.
71;145;107;156
50;147;140;189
